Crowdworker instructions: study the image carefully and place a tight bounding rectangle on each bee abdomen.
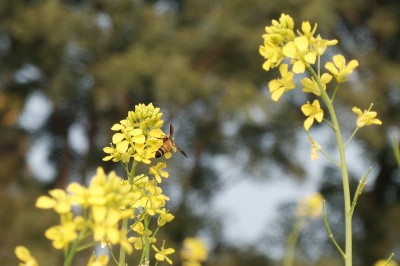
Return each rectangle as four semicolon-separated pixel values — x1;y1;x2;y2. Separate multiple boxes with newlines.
155;147;166;158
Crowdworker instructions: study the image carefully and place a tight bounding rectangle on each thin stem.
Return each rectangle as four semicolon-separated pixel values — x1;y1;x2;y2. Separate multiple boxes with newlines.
307;65;352;266
345;127;360;149
319;148;340;168
323;200;345;258
392;135;400;168
331;84;340;102
384;253;395;266
283;219;303;266
323;118;335;130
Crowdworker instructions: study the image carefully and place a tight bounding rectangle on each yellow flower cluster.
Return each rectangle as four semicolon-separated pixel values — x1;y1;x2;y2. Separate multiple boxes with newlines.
17;103;180;266
36;167;135;253
103;103;164;164
260;14;382;160
259;14;363;129
180;238;208;266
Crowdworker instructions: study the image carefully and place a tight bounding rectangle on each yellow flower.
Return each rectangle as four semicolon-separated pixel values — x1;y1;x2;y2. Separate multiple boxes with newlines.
181;238;208;266
301;100;324;131
268;64;296;101
152;244;175;265
283;36;316;73
296;193;324;219
86;254;109;266
149;162;169;183
311;35;338;56
15;246;39;266
374;260;398;266
259;14;295;71
352;105;382;128
35;189;72;214
259;41;284;71
325;54;358;83
301;73;332;96
102;103;164;164
297;21;337;56
44;214;79;249
157;208;175;226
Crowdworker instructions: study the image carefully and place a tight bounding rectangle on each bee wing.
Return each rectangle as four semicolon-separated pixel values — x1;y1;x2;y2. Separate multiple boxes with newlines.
176;146;188;158
169;123;174;136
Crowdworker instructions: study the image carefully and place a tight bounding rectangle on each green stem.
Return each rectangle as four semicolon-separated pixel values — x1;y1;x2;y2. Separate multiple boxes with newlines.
143;215;151;264
392;135;400;168
307;65;352;266
119;160;138;266
331;84;340;102
323;200;345;258
319;148;340;168
323;118;335;130
345;127;360;149
64;223;89;266
118;218;129;266
283;219;302;266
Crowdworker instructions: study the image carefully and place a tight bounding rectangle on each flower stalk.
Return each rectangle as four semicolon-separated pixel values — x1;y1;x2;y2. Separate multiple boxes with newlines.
259;14;382;265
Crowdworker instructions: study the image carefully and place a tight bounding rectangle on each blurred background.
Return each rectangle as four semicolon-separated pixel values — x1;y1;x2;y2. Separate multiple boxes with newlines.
1;0;400;265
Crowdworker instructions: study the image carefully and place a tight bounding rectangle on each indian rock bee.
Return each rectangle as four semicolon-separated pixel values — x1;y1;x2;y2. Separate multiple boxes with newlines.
155;124;188;158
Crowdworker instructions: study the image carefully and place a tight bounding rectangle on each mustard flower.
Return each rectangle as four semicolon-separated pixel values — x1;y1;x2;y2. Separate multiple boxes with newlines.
352;106;382;127
298;21;317;40
259;41;284;71
128;236;144;250
297;21;337;56
152;244;175;265
283;36;317;73
259;14;295;71
45;214;79;249
374;260;398;266
325;54;359;83
103;103;164;164
296;193;324;219
157;208;175;226
131;222;147;236
180;238;208;266
86;254;109;266
268;64;296;101
301;73;332;96
67;168;135;252
301;100;324;131
35;189;72;214
311;35;338;56
149;162;169;183
15;246;39;266
263;13;295;45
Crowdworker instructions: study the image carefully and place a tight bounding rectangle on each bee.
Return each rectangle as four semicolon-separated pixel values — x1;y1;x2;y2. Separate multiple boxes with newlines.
155;124;188;158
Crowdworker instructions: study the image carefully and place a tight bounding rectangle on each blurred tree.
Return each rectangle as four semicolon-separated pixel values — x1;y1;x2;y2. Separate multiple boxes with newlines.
0;0;399;265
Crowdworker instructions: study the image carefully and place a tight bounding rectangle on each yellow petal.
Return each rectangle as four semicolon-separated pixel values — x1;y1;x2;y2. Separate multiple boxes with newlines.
282;42;297;58
112;133;125;144
293;61;305;74
304;117;314;131
35;196;55;209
